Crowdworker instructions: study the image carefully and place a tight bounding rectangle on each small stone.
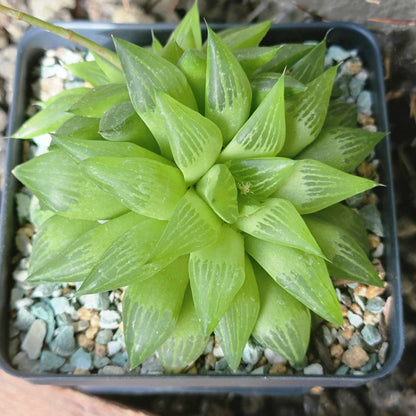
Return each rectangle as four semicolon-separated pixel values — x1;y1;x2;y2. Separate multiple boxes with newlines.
360;353;377;373
31;283;60;298
354;295;366;312
354;284;368;298
99;310;121;329
49;297;70;315
72;319;89;333
251;366;265;375
22;319;47;359
269;362;287;374
212;343;224;358
93;355;111;369
372;243;384;258
13;269;29;283
326;45;352;62
50;325;76;357
77;333;95;351
111;352;128;368
367;233;380;250
342;325;354;341
359;204;384;237
366;284;386;299
56;313;72;327
10;287;25;309
320;325;335;347
40;351;65;372
264;348;287;365
203;336;214;354
107;340;122;356
361;325;382;346
15;230;32;257
357;112;375;126
335;365;350;375
349;335;364;348
30;301;55;343
8;337;20;359
141;354;163;374
346;60;363;75
85;326;99;340
347;311;363;328
95;343;107;358
205;352;216;370
303;363;324;375
15;298;34;309
100;365;125;375
378;342;388;364
330;344;344;359
12;351;41;373
73;368;91;375
357;90;372;113
60;363;75;374
14;307;35;331
349;77;365;99
242;341;263;365
95;329;113;345
350;303;363;316
342;346;369;369
79;293;110;311
363;310;380;325
215;357;229;372
70;347;92;370
363;125;377;132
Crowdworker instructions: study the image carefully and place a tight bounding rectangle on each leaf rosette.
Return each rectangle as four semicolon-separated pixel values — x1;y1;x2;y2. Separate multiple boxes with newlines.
10;2;386;372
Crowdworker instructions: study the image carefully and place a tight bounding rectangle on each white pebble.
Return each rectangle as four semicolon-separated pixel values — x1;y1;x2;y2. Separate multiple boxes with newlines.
303;363;324;375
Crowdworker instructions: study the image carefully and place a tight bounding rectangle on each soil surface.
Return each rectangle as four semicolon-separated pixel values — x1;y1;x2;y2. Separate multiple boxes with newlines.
1;1;415;415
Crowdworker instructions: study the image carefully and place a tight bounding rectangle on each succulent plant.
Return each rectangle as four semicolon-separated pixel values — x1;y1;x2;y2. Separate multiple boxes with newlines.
4;2;385;372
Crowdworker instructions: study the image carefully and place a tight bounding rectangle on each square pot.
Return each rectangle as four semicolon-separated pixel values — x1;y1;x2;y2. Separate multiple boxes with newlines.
0;21;404;394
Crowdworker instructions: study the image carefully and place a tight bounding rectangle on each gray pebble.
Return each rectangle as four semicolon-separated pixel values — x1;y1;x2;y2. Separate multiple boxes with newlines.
361;325;382;346
378;342;389;364
99;310;121;329
354;295;366;312
94;355;111;369
95;329;114;345
326;45;354;62
31;283;61;298
111;351;128;368
56;313;72;327
349;77;365;99
366;297;386;314
359;204;384;237
70;347;92;370
320;325;335;347
360;353;377;373
242;341;263;365
40;350;65;371
212;343;224;358
79;293;110;311
12;351;41;373
203;337;214;354
303;363;324;375
372;242;384;258
107;340;123;356
251;366;265;375
112;328;125;344
141;354;163;374
50;325;76;357
72;320;89;333
100;365;125;375
60;362;75;374
14;307;36;331
8;337;20;359
215;357;229;372
31;301;55;343
13;269;29;283
10;287;25;309
9;326;20;338
22;319;46;360
335;365;350;375
357;90;372;113
347;310;363;328
49;296;70;315
15;297;34;310
264;348;287;365
15;231;32;257
349;335;364;348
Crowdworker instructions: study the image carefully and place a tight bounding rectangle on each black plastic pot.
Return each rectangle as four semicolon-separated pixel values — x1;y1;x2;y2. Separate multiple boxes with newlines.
0;21;404;394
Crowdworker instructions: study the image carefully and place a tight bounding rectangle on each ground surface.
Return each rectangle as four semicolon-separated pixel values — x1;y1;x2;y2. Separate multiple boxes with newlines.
0;1;415;415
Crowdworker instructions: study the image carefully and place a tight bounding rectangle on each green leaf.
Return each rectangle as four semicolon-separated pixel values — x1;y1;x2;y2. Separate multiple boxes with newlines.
296;126;385;172
273;159;378;214
123;256;189;368
226;157;295;199
233;46;279;77
55;116;102;141
189;224;245;334
245;236;343;325
28;211;142;283
91;51;125;83
205;26;252;144
177;49;206;113
303;215;383;287
12;88;90;138
53;136;169;165
154;90;222;184
252;262;311;365
215;256;260;370
81;156;186;220
256;43;314;74
324;100;358;128
250;72;306;110
219;73;285;160
290;39;326;84
165;1;201;50
13;150;127;220
99;101;159;152
151;32;163;54
237;198;324;258
28;215;98;276
69;83;129;118
216;20;272;50
113;36;197;157
157;286;209;373
77;216;168;295
311;203;369;255
160;41;184;65
196;164;239;224
149;189;222;262
279;66;337;157
65;60;109;86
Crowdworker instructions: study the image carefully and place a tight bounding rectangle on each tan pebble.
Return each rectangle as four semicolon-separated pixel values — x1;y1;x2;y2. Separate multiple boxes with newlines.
363;310;380;325
95;343;107;358
310;386;324;395
61;287;72;296
354;284;368;297
340;304;348;317
257;356;268;367
342;326;354;341
333;358;341;369
357;161;376;179
77;333;95;351
22;224;36;238
85;326;99;340
119;322;124;331
368;234;381;250
76;307;94;321
269;362;287;374
372;259;386;280
327;322;339;329
350;303;363;316
342;317;350;327
205;352;216;370
185;365;198;375
342;346;369;369
366;283;386;299
330;344;344;359
347;61;363;74
73;368;91;375
90;313;100;328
